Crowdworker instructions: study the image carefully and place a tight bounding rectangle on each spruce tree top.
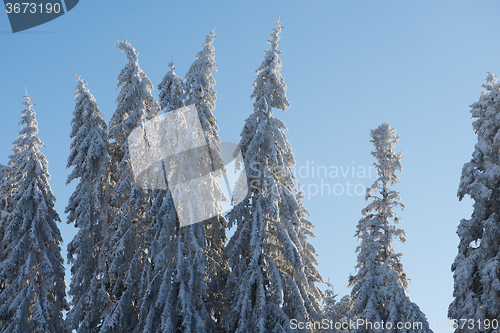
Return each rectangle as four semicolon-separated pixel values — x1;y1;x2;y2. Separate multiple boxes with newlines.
109;40;159;148
252;18;290;117
67;75;109;184
185;29;219;142
458;72;500;203
357;123;406;277
348;124;432;331
11;90;43;158
158;61;186;112
238;19;292;160
8;90;50;193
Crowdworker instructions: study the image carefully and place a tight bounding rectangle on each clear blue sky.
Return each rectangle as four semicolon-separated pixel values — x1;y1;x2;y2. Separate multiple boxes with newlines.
2;1;500;330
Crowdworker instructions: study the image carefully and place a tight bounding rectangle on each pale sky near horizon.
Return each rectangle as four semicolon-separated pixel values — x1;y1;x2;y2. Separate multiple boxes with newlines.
2;1;500;331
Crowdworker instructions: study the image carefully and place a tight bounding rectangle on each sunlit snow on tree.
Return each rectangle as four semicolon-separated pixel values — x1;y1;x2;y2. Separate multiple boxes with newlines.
347;123;432;333
0;91;68;333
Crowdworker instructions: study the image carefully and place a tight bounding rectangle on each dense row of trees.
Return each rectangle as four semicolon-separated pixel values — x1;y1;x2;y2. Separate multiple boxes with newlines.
1;18;498;333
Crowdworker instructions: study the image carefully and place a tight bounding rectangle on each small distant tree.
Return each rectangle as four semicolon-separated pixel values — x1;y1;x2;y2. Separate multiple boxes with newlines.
322;280;351;333
65;76;112;333
347;123;432;332
0;91;68;333
158;61;186;113
449;72;500;329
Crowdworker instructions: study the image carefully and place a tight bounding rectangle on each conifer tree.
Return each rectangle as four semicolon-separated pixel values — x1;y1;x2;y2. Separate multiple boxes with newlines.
0;164;12;217
134;59;217;333
100;41;159;333
295;184;324;314
184;30;228;329
0;159;13;326
224;19;323;333
138;187;215;333
185;29;220;145
449;72;500;328
0;150;15;313
348;123;432;333
322;280;351;332
136;186;215;333
0;164;13;269
158;61;186;113
65;76;112;333
0;91;68;333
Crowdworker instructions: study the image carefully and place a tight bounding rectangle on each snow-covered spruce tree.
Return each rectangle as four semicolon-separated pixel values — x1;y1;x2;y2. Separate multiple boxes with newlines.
348;123;432;333
65;76;112;333
0;91;68;333
294;184;324;313
0;163;13;267
100;41;159;333
136;188;215;333
0;143;20;256
158;61;186;113
0;164;12;214
224;19;323;333
322;280;351;333
185;29;220;145
449;72;500;329
322;281;338;325
0;163;13;314
185;29;229;328
133;60;217;333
